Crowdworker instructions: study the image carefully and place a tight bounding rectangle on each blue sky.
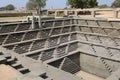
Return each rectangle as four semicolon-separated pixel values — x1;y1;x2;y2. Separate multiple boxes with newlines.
0;0;115;9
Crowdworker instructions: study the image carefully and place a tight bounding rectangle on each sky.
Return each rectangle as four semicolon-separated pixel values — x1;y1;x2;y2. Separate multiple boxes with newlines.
0;0;115;9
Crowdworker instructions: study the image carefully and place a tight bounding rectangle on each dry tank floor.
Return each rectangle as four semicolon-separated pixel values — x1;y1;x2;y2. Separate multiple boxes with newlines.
76;71;104;80
0;64;17;80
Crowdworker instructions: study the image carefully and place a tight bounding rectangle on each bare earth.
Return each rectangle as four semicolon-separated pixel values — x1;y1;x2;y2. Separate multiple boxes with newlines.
0;17;27;22
0;11;120;23
76;71;104;80
0;64;17;80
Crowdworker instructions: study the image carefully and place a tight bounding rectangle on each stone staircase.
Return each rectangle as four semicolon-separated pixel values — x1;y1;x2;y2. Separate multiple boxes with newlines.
99;57;113;73
59;57;80;74
5;56;30;74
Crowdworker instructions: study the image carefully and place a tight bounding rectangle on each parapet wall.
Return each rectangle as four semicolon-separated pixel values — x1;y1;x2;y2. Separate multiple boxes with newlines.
47;8;120;18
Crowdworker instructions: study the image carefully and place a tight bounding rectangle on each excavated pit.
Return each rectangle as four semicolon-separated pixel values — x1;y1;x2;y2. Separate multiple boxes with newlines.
0;18;120;80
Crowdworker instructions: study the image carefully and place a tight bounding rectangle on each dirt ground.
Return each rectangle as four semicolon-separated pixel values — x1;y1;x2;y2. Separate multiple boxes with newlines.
0;17;27;22
0;64;17;80
1;10;120;23
76;71;104;80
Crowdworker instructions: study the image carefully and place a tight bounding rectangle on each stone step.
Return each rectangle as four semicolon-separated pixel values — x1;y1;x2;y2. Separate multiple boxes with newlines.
0;52;3;55
5;55;11;59
60;57;80;74
7;58;16;65
18;68;30;74
12;63;23;69
0;55;6;64
100;58;112;73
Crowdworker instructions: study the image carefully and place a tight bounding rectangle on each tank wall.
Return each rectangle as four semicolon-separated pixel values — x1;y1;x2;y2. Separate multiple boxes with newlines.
80;53;120;79
80;53;110;78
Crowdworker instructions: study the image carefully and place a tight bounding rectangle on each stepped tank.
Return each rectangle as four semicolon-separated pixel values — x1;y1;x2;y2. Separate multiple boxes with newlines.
0;18;120;80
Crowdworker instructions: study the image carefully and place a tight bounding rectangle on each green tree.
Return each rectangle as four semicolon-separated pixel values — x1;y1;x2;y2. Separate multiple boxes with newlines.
111;0;120;8
26;0;47;14
26;0;47;28
97;4;109;8
67;0;98;9
5;4;15;10
0;7;6;11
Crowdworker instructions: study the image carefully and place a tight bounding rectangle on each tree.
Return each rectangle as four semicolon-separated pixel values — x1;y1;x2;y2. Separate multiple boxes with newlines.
67;0;98;9
111;0;120;8
5;4;15;10
97;4;109;8
26;0;47;14
26;0;47;28
0;7;6;11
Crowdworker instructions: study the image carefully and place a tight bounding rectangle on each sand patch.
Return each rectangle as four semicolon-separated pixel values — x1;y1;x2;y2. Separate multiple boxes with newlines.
0;64;17;80
76;71;104;80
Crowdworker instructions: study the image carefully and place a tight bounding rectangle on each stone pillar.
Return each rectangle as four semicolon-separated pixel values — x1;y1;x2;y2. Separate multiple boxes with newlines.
38;16;42;28
31;13;35;29
55;11;58;17
114;10;119;18
91;10;95;17
64;10;68;16
47;11;49;16
75;11;78;16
